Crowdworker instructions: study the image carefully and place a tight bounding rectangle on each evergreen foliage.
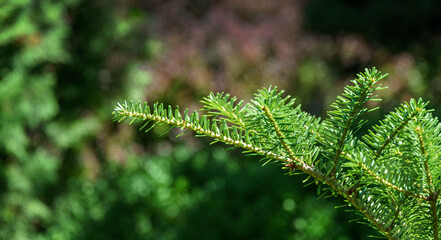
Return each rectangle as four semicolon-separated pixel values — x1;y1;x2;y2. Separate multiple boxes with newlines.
0;1;151;239
113;68;441;239
0;1;78;238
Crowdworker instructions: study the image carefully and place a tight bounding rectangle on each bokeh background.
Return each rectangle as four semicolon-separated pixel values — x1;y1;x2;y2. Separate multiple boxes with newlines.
1;0;441;239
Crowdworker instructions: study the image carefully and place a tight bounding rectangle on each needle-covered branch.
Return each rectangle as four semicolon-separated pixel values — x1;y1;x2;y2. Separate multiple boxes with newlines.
113;68;441;240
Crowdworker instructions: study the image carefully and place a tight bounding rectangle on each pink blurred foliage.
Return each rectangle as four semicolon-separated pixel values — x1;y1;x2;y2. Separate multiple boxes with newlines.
146;0;304;104
135;0;437;111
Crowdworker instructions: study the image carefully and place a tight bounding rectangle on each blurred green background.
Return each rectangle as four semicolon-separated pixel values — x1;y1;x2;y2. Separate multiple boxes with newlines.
1;0;441;239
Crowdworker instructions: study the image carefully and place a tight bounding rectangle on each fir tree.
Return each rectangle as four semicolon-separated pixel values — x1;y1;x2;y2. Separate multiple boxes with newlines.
113;68;441;239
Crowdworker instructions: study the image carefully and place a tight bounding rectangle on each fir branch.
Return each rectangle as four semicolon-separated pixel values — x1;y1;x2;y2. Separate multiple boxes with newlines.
113;68;441;239
114;101;254;151
321;67;387;177
113;98;398;239
243;86;321;165
201;92;246;127
356;157;428;201
364;98;428;162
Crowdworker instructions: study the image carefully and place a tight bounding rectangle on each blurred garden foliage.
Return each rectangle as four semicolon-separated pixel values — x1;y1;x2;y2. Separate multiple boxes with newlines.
0;0;440;239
